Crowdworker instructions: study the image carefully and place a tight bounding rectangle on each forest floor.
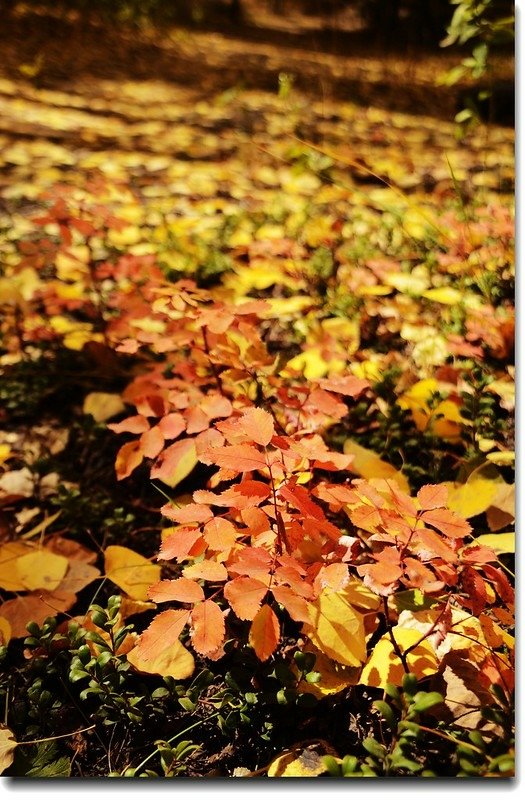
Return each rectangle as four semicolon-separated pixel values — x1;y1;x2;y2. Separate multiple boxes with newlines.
0;5;515;780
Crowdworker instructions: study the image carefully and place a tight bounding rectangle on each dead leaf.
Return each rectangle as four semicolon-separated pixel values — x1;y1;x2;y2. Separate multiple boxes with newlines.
83;392;126;422
104;545;160;600
0;726;17;776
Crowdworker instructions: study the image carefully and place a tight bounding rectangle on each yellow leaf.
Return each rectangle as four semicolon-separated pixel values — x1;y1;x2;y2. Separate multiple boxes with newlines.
83;392;126;423
0;617;11;646
105;545;161;601
64;330;104;350
0;542;30;591
360;628;438;689
284;348;331;380
303;588;367;667
268;742;336;777
343;439;409;493
294;645;360;698
127;640;195;679
16;549;69;592
486;451;515;466
422;287;463;305
445;476;501;519
0;726;17;776
151;438;198;489
0;445;11;465
476;532;514;554
356;284;393;297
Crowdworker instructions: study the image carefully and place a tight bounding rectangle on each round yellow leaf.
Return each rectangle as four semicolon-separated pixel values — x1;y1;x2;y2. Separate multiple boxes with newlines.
127;640;195;679
104;545;161;601
16;549;69;592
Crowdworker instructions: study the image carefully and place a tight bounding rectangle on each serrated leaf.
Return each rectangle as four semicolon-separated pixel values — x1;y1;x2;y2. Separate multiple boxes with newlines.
190;600;225;655
148;577;205;603
135;609;190;661
224;576;268;621
249;603;280;661
104;545;161;600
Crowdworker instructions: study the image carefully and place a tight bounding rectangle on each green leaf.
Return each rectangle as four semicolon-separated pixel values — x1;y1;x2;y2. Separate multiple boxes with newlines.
411;691;443;713
362;738;386;760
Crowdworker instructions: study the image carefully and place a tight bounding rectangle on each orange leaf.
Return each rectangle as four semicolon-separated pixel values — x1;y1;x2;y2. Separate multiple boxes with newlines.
183;561;228;582
140;426;164;459
161;503;213;524
158;528;205;561
249;603;280;661
239;407;275;446
421;508;472;539
318;375;370;397
271;585;311;623
158;412;186;439
224;577;268;620
148;578;204;604
115;440;143;480
151;437;198;488
108;415;150;434
203;518;239;550
135;609;190;661
190;600;225;655
203;444;268;473
417;484;448;510
194;480;271;509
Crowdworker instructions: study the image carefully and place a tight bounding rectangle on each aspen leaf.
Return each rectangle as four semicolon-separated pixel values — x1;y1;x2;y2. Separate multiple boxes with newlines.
249;603;280;661
105;545;161;600
476;532;514;555
304;589;367;667
267;743;336;777
83;392;125;422
115;440;143;481
0;542;31;591
224;577;268;620
191;600;225;655
135;609;190;661
343;439;409;492
56;560;100;594
444;477;500;519
0;617;11;646
359;629;438;689
0;726;17;776
294;645;360;698
16;549;69;592
148;577;205;603
127;639;194;679
151;438;198;488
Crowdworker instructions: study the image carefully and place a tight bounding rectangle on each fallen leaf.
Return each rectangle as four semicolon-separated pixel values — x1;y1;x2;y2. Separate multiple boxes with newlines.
127;639;195;679
0;726;17;776
476;532;514;554
0;591;76;637
359;628;438;689
104;545;161;600
304;588;367;667
16;549;69;592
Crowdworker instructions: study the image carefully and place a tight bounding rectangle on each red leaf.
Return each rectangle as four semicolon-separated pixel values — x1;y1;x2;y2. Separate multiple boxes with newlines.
421;508;472;539
190;600;225;655
482;564;515;605
115;440;143;480
417;484;448;510
279;483;324;521
249;603;280;661
203;444;268;473
224;577;268;620
148;578;205;603
461;544;498;564
461;566;488;616
135;609;189;661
